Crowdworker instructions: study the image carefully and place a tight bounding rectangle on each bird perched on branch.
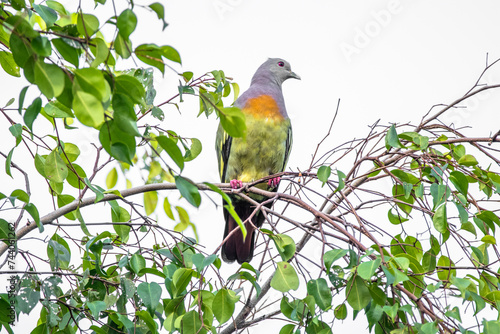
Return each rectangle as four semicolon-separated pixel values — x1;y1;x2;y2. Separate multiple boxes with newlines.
216;58;300;264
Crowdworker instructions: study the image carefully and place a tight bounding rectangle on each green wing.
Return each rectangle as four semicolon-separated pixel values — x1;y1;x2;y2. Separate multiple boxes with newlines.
281;124;293;172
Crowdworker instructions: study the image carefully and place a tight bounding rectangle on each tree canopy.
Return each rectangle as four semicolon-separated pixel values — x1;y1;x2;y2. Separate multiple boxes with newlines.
1;1;500;334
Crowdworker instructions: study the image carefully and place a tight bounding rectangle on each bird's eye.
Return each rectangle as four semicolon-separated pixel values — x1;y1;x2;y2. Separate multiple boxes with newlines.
278;61;285;67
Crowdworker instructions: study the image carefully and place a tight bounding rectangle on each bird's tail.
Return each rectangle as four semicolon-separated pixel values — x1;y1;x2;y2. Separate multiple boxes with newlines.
221;199;267;264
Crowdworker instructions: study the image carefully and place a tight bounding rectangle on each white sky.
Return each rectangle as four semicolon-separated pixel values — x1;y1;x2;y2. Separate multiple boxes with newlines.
2;0;500;332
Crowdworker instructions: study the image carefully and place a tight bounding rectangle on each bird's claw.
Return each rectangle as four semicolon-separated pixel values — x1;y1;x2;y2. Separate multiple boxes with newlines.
267;176;281;188
230;179;243;189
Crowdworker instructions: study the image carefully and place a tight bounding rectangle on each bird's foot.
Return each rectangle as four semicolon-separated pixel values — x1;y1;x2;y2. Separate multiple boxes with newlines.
267;176;281;188
230;179;243;189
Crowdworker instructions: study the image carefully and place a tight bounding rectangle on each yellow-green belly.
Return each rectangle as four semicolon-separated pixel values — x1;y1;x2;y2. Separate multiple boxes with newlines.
225;115;290;186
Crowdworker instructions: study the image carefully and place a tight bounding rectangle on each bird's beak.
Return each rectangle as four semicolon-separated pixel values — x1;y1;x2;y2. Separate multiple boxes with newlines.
289;71;301;80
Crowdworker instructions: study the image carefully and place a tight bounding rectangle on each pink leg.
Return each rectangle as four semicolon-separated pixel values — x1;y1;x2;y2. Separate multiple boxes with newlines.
267;176;281;188
230;179;243;189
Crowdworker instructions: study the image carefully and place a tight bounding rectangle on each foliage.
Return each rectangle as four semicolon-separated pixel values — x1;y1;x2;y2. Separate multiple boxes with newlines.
1;1;500;334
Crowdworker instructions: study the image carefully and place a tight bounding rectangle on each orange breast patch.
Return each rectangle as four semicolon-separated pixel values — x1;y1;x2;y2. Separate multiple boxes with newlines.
243;95;283;120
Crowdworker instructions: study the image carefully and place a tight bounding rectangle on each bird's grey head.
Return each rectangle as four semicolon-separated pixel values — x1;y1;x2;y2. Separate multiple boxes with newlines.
251;58;301;86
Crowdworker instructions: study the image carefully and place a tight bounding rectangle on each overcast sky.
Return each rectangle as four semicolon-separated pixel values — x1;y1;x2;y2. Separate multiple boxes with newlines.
2;0;500;332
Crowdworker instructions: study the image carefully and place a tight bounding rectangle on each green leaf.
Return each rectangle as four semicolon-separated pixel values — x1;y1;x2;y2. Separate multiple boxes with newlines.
385;124;404;150
44;100;74;118
163;196;175;220
0;219;12;244
66;164;87;189
334;303;348;320
16;286;40;315
106;168;118;189
114;74;145;104
437;256;456;281
271;261;299;292
45;149;68;183
33;5;58;27
184;138;202;162
25;203;42;232
161;45;181;64
31;36;51;57
77;13;100;37
144;191;158;215
433;204;448;234
181;310;203;334
149;3;168;30
458;154;478;166
61;142;80;163
73;90;105;128
335;170;346;192
86;301;106;319
175;176;201;207
117;9;137;39
172;268;193;297
157;135;184;170
481;235;496;245
99;120;136;164
24;97;42;133
324;249;348;274
136;310;158;333
430;183;448;209
382;303;399;321
279;324;296;334
444;306;461;322
192;253;217;272
392;184;415;215
422;250;437;273
113;221;130;244
317;165;331;186
174;206;190;232
47;233;71;270
0;51;20;77
219;107;246;138
151;106;164;121
0;21;10;47
393;256;410;270
137;282;162;316
307;278;332;311
305;320;332;334
270;234;296;262
4;97;16;108
112;93;140;136
213;289;240;324
114;34;132;59
56;194;77;220
9;124;23;146
135;44;165;74
6;148;13;177
10;33;34;68
414;134;429;149
391;169;420;184
74;68;111;102
387;209;409;225
346;275;371;311
449;171;469;196
18;86;29;115
357;258;381;280
10;189;29;204
130;253;146;274
477;210;500;229
483;320;500;334
34;60;65;99
46;1;69;16
90;38;109;68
